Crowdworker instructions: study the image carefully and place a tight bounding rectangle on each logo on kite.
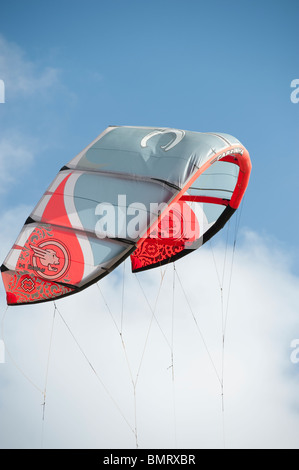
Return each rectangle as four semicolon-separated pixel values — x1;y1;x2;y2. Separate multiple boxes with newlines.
29;240;70;280
140;128;185;152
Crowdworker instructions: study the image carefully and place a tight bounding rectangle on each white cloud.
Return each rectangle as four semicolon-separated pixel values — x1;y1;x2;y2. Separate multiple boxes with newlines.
0;132;36;192
0;222;299;449
0;35;59;98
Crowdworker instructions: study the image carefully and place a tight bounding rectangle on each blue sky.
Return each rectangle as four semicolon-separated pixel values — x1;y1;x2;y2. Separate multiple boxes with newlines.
0;0;299;450
0;0;298;267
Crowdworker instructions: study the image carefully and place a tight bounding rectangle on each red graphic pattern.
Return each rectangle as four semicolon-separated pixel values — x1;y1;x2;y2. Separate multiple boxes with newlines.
131;240;185;271
131;200;199;272
3;271;73;305
3;174;85;305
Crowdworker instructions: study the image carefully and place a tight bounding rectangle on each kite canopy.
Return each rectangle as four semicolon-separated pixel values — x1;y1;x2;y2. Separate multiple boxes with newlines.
1;126;251;305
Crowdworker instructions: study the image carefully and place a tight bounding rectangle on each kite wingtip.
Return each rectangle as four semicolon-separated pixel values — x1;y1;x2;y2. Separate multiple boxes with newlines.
6;292;17;305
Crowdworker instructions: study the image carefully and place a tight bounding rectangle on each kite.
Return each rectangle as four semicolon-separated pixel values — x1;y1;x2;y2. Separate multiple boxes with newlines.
1;126;251;305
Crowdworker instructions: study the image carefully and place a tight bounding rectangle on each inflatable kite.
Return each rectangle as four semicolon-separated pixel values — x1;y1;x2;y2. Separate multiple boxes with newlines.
1;126;251;305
